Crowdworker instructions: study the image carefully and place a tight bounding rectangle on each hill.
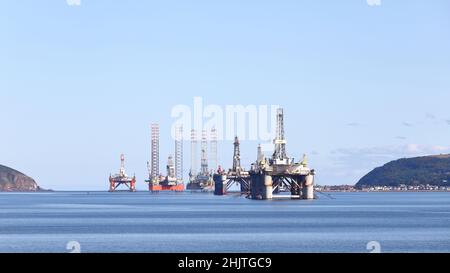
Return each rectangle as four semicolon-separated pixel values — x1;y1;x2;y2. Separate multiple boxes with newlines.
356;154;450;189
0;165;42;192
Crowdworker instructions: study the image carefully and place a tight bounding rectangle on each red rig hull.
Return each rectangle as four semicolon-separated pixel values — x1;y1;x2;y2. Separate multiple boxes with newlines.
149;184;185;192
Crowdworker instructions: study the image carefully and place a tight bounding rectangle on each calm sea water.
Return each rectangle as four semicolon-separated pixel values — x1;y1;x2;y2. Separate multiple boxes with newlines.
0;191;449;253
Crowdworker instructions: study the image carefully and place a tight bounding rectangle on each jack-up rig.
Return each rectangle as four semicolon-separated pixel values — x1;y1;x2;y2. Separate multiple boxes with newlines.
145;124;185;192
187;128;216;191
214;108;316;200
109;154;136;192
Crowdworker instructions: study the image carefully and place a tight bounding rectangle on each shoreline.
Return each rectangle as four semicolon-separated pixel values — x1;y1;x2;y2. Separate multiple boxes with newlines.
1;190;450;193
320;190;450;193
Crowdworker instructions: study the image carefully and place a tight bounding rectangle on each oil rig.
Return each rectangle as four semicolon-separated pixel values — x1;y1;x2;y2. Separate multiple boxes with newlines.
187;128;216;191
214;136;251;195
145;124;185;192
214;108;316;200
109;154;136;192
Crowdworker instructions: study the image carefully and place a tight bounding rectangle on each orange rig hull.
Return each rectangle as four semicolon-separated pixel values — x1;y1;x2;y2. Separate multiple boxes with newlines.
149;184;185;192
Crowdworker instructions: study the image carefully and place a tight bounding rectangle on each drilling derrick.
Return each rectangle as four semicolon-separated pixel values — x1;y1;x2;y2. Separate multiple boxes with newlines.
232;136;242;173
109;154;136;192
272;108;289;165
200;129;209;176
119;154;126;177
165;155;176;183
257;144;264;164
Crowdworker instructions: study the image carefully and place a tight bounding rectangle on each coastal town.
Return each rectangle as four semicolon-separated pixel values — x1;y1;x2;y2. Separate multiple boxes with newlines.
316;184;450;192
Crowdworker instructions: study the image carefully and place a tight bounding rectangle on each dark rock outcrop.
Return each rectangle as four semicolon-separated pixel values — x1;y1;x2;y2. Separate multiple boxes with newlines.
0;165;41;192
356;154;450;189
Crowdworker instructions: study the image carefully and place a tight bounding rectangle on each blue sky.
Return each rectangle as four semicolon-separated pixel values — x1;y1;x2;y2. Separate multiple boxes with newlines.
1;0;450;190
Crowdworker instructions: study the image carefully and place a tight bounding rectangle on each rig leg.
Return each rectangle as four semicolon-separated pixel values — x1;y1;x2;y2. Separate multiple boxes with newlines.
109;179;115;192
130;178;136;192
291;178;301;199
264;175;273;200
214;174;227;196
303;174;315;200
250;174;263;200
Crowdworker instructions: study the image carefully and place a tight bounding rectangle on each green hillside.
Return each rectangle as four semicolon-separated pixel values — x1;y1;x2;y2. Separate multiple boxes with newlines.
356;154;450;189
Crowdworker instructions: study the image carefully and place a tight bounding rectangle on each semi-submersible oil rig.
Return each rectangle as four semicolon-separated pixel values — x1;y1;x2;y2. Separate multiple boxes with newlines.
109;154;136;192
214;108;316;200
